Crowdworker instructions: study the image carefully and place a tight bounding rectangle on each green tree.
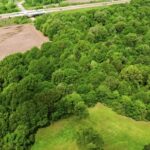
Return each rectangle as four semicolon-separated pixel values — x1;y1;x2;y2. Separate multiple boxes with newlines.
59;92;88;118
77;127;104;150
121;65;143;86
87;25;108;42
143;144;150;150
94;10;107;25
115;21;126;33
125;33;138;47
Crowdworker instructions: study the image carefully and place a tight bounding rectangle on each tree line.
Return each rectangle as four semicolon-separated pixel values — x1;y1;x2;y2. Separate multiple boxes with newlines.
25;0;63;7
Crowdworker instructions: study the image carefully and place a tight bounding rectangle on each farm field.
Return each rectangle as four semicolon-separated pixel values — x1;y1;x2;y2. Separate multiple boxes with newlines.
32;103;150;150
0;24;48;60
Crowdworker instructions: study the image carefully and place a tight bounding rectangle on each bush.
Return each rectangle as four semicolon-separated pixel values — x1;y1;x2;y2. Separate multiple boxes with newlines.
143;144;150;150
76;127;104;150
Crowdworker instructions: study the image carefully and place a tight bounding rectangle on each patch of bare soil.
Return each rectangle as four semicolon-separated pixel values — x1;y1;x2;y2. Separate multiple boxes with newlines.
0;24;49;60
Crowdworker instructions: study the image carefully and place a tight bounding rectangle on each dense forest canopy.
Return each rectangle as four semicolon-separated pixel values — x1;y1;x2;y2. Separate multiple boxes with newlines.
0;0;150;149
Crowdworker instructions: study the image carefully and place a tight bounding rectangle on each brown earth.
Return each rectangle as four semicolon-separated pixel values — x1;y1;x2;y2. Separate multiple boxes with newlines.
0;24;49;60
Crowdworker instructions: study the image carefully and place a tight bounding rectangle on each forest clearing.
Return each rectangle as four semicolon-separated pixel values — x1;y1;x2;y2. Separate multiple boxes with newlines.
32;103;150;150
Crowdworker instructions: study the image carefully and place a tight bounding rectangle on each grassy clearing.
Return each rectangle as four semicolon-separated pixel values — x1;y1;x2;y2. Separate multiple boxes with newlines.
32;103;150;150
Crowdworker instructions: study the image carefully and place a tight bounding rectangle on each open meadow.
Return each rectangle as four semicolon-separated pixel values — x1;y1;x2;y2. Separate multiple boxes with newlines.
32;103;150;150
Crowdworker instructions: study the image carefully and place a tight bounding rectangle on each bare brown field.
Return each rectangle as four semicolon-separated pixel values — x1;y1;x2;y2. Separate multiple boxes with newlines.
0;24;49;60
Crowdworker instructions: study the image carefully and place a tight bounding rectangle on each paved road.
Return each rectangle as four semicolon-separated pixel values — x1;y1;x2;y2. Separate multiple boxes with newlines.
0;0;130;19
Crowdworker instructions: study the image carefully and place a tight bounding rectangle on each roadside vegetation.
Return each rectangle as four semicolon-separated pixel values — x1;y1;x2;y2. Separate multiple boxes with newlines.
24;0;63;8
0;0;149;149
0;0;18;14
0;17;31;27
58;0;108;7
23;0;108;10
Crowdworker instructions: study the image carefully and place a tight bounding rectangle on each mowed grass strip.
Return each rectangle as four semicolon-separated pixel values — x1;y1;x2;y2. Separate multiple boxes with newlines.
32;103;150;150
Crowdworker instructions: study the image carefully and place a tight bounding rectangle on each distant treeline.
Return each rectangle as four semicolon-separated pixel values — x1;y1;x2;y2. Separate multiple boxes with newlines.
0;0;150;149
25;0;63;7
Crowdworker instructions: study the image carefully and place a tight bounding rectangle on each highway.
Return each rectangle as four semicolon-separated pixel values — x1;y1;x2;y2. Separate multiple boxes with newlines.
0;0;130;19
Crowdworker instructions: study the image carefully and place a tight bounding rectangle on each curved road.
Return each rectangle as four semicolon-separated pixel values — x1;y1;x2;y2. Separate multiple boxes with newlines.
0;0;130;19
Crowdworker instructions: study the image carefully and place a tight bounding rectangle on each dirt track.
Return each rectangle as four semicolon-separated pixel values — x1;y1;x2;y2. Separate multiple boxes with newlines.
0;24;48;60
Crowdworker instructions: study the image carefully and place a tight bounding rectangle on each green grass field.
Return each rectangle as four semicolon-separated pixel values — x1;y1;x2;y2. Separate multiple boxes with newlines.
32;103;150;150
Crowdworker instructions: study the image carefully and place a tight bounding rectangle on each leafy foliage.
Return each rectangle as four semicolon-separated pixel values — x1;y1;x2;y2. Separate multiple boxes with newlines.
25;0;63;7
0;0;18;14
143;144;150;150
77;127;104;150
